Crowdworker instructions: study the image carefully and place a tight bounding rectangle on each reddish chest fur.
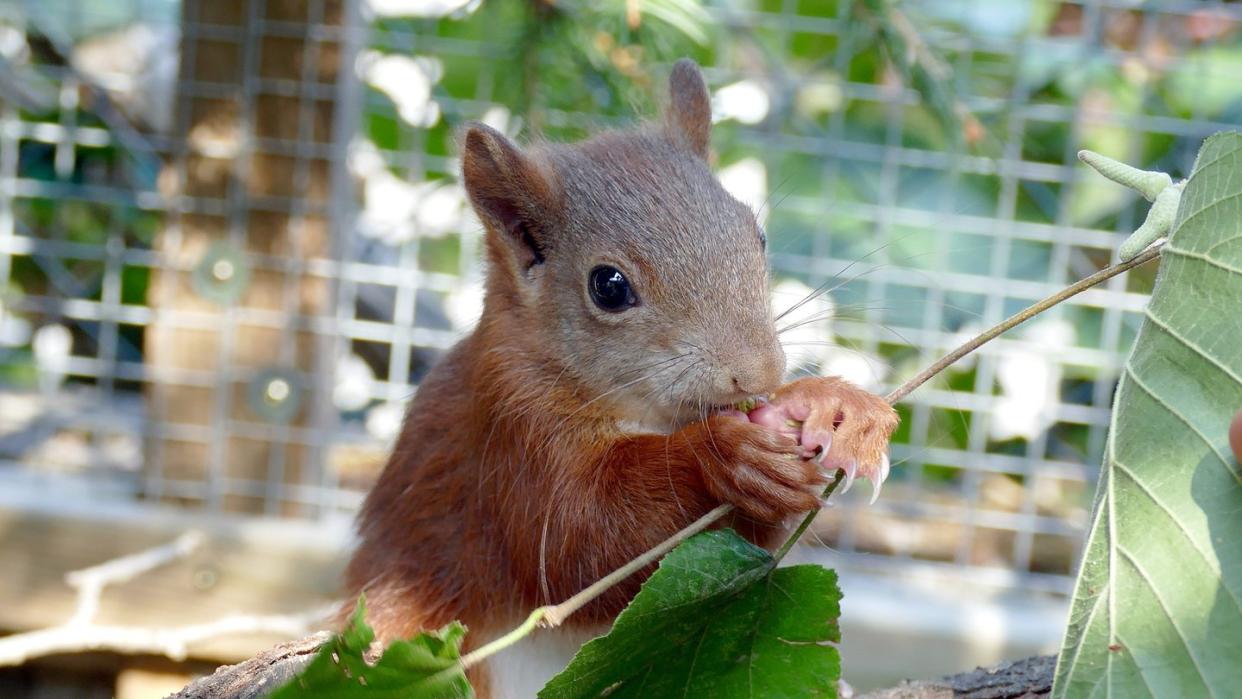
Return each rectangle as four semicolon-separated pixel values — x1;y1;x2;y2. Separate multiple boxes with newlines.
342;311;784;647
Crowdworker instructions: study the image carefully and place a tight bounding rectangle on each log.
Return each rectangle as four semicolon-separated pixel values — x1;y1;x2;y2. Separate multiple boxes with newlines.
170;632;329;699
145;0;344;516
170;641;1055;699
858;655;1055;699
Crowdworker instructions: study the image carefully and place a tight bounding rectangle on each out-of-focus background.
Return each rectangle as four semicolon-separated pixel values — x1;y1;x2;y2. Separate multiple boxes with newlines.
0;0;1239;695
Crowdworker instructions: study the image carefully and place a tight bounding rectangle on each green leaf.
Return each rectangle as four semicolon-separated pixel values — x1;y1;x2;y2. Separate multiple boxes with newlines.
1053;133;1242;697
539;530;841;698
854;0;974;148
270;598;473;699
641;0;711;45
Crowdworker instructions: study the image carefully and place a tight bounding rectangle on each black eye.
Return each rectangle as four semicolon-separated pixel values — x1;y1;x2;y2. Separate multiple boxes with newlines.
588;266;637;312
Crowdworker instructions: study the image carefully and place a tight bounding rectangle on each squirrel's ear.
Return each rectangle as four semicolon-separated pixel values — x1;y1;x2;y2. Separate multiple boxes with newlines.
665;59;712;160
461;123;560;269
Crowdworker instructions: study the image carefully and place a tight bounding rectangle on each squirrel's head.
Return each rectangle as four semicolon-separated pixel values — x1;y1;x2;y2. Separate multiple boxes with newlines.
461;59;784;431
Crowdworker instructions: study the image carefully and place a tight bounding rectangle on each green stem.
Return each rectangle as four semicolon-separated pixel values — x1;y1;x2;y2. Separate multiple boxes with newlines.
541;502;735;627
773;469;844;563
456;503;736;670
459;606;551;670
883;244;1163;406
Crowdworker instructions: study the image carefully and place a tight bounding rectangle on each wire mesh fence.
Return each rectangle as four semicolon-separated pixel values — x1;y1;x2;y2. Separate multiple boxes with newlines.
2;0;1240;598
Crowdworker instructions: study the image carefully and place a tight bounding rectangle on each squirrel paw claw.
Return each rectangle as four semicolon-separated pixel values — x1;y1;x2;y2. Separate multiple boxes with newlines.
839;462;857;495
744;377;898;504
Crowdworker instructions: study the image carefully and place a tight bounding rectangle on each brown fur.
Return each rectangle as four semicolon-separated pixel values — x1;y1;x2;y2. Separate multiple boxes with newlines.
342;60;896;693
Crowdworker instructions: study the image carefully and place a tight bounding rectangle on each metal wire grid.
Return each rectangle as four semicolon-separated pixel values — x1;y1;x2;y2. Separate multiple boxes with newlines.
1;0;1239;592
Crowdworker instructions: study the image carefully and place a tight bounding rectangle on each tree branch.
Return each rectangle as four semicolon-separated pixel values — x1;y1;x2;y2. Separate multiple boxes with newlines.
0;532;331;666
858;655;1054;699
883;243;1163;405
65;531;204;627
0;611;331;665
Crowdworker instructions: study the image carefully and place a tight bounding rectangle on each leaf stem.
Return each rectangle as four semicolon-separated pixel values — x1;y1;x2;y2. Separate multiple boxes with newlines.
542;502;735;628
883;243;1163;405
769;243;1163;566
773;469;845;563
457;243;1164;669
459;606;551;670
458;503;736;671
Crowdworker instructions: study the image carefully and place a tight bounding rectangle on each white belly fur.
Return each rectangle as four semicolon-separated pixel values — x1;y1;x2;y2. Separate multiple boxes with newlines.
482;624;608;698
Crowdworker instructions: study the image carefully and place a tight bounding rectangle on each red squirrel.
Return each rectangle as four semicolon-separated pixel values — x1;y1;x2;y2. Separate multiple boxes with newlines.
343;59;898;695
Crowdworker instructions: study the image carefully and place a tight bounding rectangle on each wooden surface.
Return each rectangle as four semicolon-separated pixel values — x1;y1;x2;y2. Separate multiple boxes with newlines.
170;633;329;699
859;656;1054;698
0;488;350;663
145;0;343;516
169;633;1053;699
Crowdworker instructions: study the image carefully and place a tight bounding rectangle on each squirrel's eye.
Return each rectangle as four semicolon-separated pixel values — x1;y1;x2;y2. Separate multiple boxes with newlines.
588;266;638;312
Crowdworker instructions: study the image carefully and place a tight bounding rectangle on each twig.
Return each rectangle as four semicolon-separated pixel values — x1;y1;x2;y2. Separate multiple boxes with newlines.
540;501;735;628
773;469;845;563
458;241;1165;668
0;532;331;666
883;243;1163;405
459;501;734;669
66;531;204;627
768;243;1164;567
0;609;332;665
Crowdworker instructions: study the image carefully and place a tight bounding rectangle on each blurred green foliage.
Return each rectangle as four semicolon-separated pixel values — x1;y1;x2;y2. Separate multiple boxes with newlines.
7;0;1242;502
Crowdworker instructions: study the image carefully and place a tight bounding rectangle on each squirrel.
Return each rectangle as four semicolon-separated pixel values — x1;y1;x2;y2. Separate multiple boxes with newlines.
342;59;898;696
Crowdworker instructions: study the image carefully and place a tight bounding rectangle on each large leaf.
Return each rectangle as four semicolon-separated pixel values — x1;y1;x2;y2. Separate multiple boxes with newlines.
539;529;841;698
270;598;472;699
1054;133;1242;696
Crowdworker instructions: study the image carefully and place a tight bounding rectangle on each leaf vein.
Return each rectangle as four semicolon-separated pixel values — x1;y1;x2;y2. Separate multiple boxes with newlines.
1163;245;1242;278
682;627;709;699
1116;546;1216;698
1205;233;1242;257
1140;310;1242;389
1059;575;1109;691
1106;427;1118;698
1174;183;1242;232
1110;459;1242;619
1123;366;1239;482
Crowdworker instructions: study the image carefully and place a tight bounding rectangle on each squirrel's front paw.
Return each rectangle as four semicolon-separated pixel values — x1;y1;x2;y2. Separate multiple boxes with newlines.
694;416;826;523
747;377;898;503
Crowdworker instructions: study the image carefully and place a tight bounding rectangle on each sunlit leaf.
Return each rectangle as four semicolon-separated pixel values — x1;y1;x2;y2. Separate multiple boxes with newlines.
1053;132;1242;697
270;598;472;699
539;530;841;698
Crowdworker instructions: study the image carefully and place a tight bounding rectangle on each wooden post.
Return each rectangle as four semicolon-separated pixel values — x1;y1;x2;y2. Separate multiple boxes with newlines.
146;0;344;515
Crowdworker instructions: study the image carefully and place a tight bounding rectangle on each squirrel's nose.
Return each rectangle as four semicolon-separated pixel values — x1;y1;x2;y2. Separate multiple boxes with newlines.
730;347;786;396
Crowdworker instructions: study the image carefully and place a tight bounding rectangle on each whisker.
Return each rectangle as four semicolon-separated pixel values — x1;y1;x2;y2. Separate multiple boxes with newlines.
532;354;695;455
755;171;797;225
609;352;692;383
772;237;997;327
777;304;895;335
870;322;919;348
774;236;911;322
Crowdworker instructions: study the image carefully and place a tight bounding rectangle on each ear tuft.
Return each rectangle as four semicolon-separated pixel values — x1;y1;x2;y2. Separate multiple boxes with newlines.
666;58;712;160
460;123;557;269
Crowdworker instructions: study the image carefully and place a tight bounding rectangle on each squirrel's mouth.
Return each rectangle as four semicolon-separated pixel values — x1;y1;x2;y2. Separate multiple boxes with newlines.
707;396;766;420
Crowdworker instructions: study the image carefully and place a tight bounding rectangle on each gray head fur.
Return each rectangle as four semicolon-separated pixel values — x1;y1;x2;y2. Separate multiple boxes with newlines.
461;59;785;431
